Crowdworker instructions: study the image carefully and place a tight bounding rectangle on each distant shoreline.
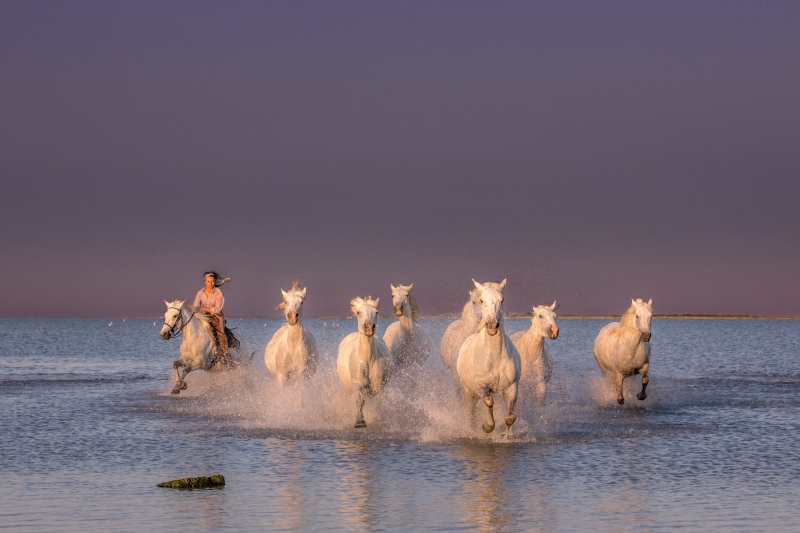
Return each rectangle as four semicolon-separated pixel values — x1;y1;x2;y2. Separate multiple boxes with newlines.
5;314;798;320
536;314;800;320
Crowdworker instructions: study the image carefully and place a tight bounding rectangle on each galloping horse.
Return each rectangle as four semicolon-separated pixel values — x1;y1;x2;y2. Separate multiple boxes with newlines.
264;282;318;384
593;298;653;404
160;300;251;394
337;296;394;428
383;284;431;373
440;288;482;376
509;301;559;407
456;280;521;435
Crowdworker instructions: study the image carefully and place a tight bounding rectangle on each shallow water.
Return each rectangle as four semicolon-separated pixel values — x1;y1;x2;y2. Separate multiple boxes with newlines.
1;317;799;531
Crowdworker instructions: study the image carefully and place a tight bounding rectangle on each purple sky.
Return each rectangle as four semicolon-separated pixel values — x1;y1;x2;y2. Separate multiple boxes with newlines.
2;1;799;318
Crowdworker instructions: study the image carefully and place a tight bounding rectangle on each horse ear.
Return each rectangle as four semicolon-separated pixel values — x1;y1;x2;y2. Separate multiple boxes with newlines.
375;298;380;308
281;289;289;300
648;299;652;306
390;284;396;292
407;283;413;292
551;300;557;310
350;298;359;313
178;300;185;307
472;279;482;291
631;298;636;307
164;300;169;307
301;287;307;299
499;278;507;290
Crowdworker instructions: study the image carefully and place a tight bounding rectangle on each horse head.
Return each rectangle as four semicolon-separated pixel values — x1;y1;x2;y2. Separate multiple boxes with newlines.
532;301;559;340
631;298;653;342
279;281;307;326
468;288;482;322
473;279;507;336
390;283;417;319
160;300;186;340
351;296;380;337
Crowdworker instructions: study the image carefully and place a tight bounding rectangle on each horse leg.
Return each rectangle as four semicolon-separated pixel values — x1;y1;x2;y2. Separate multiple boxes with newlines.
180;368;190;389
461;388;477;429
503;383;518;437
482;392;495;433
171;360;185;394
637;364;650;401
533;357;546;407
354;390;367;429
614;373;625;405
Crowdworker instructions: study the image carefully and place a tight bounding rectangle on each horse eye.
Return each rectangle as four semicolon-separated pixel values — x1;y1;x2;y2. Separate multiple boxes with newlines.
501;298;504;303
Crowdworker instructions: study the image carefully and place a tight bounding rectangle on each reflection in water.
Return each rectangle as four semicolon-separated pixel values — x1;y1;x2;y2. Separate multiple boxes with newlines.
454;444;552;532
594;440;653;532
261;440;307;531
164;492;223;530
331;441;384;532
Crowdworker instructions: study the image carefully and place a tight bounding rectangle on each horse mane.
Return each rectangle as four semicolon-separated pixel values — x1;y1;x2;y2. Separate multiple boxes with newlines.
278;279;306;309
408;294;419;322
619;305;636;327
619;299;651;328
184;303;211;327
461;300;473;319
461;289;478;320
480;281;506;293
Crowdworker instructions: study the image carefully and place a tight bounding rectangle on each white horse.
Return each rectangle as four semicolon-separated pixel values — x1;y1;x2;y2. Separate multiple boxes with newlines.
337;296;394;428
593;298;653;405
456;279;521;435
160;300;251;394
509;301;559;407
440;288;482;375
383;283;431;373
264;282;318;385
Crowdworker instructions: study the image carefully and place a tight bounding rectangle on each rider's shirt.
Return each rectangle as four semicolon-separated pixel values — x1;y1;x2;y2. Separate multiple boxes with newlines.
194;288;225;314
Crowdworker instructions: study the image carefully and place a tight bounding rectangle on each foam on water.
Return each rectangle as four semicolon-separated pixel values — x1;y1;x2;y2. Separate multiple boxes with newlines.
152;326;683;446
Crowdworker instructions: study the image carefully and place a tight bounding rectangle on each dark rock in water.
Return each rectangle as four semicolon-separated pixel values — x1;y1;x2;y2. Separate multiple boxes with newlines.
157;474;225;489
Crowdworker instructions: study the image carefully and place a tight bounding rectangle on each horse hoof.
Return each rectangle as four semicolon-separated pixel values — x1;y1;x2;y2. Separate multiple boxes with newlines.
179;382;187;390
617;398;625;405
354;420;367;429
482;422;495;433
171;387;181;395
637;392;647;401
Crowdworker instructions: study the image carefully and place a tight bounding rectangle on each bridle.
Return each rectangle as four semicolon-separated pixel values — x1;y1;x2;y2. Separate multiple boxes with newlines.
162;305;195;339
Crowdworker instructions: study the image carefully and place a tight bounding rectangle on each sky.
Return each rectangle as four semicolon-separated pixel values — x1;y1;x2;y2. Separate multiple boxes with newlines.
1;1;799;318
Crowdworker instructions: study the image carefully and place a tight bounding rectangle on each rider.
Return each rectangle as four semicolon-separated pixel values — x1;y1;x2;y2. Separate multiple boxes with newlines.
194;271;230;361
